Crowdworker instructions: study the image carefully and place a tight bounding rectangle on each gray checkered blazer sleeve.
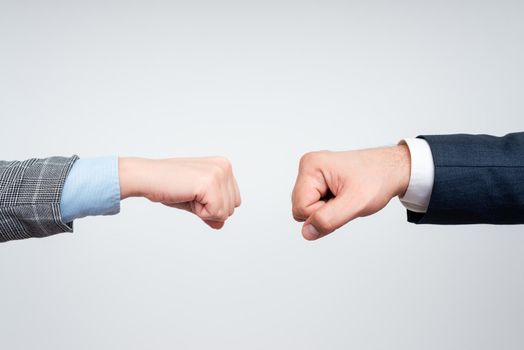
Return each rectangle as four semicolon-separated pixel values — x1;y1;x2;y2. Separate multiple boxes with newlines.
0;156;79;242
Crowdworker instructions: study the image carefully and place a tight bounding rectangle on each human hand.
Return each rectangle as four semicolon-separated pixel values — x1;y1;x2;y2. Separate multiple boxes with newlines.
291;145;411;240
119;157;241;229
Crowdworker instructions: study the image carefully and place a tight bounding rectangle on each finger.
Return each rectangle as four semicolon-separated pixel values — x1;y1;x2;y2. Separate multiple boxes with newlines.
292;173;327;222
232;176;241;207
194;192;227;221
226;196;235;217
204;219;225;230
293;200;325;222
302;193;361;240
226;177;236;216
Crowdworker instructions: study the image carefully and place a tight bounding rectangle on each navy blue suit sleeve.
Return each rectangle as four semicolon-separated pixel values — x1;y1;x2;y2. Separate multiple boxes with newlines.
407;132;524;224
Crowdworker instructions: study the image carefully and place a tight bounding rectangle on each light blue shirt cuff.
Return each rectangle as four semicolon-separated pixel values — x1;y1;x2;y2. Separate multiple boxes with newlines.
60;156;121;223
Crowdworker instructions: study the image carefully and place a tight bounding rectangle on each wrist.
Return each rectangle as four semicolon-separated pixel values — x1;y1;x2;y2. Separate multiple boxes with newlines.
390;144;411;197
119;157;151;199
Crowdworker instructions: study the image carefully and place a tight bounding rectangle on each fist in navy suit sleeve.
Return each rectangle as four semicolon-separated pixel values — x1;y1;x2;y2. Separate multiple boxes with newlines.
292;132;524;240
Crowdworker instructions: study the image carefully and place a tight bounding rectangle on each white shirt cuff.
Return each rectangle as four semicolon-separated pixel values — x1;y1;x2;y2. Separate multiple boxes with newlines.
399;138;435;213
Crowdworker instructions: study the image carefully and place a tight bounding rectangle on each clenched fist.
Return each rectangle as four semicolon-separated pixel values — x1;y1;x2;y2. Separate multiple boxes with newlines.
119;157;241;229
292;145;411;240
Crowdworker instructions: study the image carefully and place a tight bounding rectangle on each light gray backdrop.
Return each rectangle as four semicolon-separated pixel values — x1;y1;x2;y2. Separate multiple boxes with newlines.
0;0;523;349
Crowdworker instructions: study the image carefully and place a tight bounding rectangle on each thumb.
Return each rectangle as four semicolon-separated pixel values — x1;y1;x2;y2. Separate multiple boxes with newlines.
302;194;361;240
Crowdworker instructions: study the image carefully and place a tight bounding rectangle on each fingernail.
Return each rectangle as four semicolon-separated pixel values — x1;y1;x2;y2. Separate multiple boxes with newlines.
303;224;320;240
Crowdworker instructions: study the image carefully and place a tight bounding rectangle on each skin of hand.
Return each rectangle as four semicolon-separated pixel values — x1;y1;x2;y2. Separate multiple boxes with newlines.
119;157;241;229
291;145;411;240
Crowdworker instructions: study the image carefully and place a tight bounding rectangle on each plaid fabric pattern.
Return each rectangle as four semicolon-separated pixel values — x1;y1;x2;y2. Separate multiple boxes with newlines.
0;156;79;242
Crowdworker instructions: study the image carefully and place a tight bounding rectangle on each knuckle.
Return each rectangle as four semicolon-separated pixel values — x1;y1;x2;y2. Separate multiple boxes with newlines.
205;172;220;187
292;206;307;221
299;152;317;165
209;159;233;181
299;151;328;167
209;167;227;184
213;157;232;171
313;213;334;233
293;214;306;222
214;208;227;220
211;164;224;176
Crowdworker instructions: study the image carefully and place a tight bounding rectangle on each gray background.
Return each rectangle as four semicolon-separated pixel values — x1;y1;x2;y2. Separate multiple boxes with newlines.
0;0;523;349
